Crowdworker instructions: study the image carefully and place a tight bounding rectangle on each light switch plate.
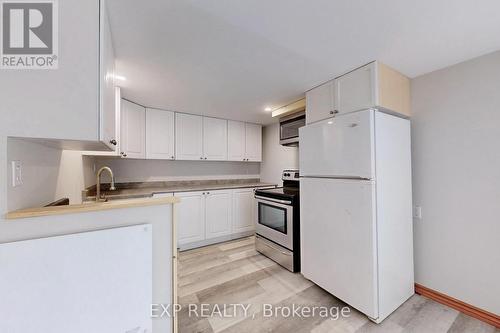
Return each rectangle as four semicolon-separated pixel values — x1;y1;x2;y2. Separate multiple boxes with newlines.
413;205;422;220
11;160;23;187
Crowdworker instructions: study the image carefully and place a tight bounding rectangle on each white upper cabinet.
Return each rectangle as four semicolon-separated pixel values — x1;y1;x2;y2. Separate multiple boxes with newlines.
99;0;117;150
245;123;262;162
120;100;145;159
176;191;206;245
306;81;335;124
0;0;115;149
205;190;232;239
203;117;228;160
305;62;411;124
227;121;262;162
146;108;175;160
175;113;203;160
228;121;246;161
106;105;262;162
334;63;376;115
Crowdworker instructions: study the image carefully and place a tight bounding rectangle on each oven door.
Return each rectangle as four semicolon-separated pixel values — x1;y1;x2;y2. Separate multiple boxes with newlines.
255;196;294;250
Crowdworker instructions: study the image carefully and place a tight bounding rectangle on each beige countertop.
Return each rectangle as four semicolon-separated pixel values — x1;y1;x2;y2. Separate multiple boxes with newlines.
5;197;180;220
83;179;277;201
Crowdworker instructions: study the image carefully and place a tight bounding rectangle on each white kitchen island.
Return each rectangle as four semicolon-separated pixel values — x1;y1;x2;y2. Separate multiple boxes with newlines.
2;197;179;333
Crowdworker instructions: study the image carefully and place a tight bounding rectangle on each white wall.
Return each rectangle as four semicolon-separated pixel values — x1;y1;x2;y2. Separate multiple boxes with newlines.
7;138;62;211
94;158;260;183
260;123;299;186
6;142;97;209
0;0;101;218
55;151;96;204
411;50;500;314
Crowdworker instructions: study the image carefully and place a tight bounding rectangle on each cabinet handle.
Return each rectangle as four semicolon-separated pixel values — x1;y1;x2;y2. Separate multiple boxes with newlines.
204;157;207;160
122;153;127;158
330;110;339;115
171;156;175;159
109;139;117;146
200;157;203;160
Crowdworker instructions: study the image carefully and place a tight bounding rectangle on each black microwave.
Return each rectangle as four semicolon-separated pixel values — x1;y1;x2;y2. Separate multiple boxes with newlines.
279;111;305;146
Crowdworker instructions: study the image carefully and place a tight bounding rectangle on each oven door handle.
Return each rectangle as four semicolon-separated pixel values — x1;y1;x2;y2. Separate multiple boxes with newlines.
254;195;292;205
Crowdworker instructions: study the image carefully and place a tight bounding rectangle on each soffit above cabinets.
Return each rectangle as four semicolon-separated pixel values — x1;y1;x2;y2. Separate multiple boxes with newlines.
271;99;306;118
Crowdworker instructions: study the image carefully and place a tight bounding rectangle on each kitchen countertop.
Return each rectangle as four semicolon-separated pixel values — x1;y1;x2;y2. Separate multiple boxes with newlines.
5;197;180;220
83;179;277;201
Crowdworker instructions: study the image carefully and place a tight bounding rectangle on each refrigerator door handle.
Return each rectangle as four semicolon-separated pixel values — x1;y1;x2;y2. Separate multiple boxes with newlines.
300;175;372;181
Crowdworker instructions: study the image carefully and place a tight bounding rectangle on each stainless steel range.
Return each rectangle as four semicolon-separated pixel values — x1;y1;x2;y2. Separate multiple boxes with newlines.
254;170;300;272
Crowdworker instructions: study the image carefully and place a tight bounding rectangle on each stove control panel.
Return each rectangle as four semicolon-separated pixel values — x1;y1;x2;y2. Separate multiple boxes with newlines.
282;169;300;181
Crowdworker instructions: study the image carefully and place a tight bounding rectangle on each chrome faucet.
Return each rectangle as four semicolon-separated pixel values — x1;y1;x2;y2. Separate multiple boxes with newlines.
96;166;116;202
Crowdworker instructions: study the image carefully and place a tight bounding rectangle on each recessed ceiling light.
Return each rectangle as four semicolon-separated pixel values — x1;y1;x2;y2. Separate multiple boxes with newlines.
114;75;127;81
264;107;273;112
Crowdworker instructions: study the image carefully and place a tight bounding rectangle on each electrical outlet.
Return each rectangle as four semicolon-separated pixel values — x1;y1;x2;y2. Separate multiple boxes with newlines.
11;160;23;187
413;205;422;220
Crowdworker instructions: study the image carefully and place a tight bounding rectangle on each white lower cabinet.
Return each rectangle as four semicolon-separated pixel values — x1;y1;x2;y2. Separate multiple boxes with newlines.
175;191;206;246
205;190;232;239
175;187;261;249
232;188;255;233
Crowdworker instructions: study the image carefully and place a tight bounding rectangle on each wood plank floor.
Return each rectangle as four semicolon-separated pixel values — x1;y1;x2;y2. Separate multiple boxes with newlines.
178;236;499;333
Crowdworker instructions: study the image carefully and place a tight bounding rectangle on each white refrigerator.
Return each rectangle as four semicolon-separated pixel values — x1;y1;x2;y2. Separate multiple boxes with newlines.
299;109;414;323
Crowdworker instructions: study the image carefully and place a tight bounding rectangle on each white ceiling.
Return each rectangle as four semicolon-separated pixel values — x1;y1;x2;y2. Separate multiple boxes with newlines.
106;0;500;124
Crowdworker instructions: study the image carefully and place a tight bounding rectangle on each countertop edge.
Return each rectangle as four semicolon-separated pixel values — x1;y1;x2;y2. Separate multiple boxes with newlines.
5;197;180;220
84;183;278;201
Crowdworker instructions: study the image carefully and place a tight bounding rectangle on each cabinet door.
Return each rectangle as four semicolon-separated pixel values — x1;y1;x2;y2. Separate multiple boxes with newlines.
205;190;232;239
306;81;335;124
232;189;255;233
146;108;175;160
227;120;246;161
175;113;203;160
245;123;262;162
99;0;117;150
334;63;376;115
175;191;205;245
203;117;228;161
120;99;145;159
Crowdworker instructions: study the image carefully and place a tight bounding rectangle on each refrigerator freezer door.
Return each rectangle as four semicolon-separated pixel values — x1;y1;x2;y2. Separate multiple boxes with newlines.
300;177;378;319
299;110;375;179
